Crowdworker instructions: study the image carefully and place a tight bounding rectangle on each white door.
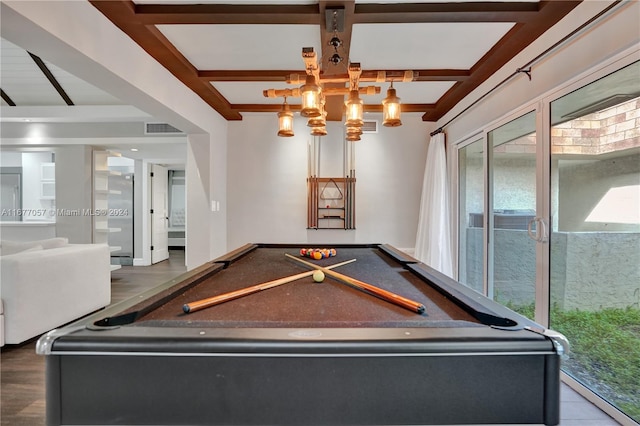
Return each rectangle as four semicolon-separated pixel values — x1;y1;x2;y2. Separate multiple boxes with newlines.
151;164;169;264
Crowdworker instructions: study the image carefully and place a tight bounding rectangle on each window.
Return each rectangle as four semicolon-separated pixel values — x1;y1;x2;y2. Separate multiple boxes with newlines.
0;150;55;222
458;138;484;293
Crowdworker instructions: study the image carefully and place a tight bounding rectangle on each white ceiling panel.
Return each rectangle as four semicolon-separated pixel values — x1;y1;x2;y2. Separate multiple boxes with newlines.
355;0;538;2
350;22;515;69
157;24;321;70
101;142;187;163
135;0;539;3
135;0;317;4
1;39;67;106
46;62;125;106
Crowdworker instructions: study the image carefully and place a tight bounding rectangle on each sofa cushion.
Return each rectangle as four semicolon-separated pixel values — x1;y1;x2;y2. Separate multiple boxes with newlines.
0;237;68;256
0;244;44;257
36;237;69;249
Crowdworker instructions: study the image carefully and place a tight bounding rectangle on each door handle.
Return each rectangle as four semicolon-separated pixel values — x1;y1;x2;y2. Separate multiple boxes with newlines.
539;217;548;243
527;217;548;243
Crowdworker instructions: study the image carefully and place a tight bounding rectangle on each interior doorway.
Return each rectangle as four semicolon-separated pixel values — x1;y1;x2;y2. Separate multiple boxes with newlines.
151;164;169;264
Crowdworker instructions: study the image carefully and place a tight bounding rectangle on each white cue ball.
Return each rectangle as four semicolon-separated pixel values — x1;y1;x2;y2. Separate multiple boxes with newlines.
312;270;325;283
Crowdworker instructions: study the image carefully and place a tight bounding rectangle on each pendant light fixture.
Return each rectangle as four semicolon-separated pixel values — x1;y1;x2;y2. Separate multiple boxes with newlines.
382;81;402;127
263;39;412;138
300;74;322;117
346;125;363;141
277;97;294;137
307;97;327;128
345;90;364;128
310;125;328;136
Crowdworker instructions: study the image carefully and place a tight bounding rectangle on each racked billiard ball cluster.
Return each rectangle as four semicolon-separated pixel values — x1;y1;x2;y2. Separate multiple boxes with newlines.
299;248;337;260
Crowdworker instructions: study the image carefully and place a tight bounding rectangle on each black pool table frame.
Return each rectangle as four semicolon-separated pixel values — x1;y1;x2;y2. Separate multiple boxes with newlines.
37;243;568;426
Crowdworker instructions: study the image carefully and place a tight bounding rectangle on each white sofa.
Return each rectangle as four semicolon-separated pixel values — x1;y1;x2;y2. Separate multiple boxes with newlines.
0;238;111;346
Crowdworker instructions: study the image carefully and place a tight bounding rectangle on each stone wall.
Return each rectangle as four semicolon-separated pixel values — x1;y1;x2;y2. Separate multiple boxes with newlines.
463;228;640;311
557;232;640;310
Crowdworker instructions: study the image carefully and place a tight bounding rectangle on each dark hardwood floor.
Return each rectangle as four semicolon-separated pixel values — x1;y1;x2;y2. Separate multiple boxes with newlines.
0;249;620;425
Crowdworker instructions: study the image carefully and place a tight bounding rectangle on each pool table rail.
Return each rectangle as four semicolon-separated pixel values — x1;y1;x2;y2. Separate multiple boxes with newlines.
36;243;567;426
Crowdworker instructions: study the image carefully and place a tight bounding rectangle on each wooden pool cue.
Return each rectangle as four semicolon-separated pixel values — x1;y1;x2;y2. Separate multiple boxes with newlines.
285;253;425;314
183;258;356;313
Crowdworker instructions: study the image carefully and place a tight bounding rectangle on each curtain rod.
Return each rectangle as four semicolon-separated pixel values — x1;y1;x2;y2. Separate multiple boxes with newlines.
430;0;625;137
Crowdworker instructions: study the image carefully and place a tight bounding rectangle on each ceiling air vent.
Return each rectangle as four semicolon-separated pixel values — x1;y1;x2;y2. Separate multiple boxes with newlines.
145;122;184;135
361;120;378;134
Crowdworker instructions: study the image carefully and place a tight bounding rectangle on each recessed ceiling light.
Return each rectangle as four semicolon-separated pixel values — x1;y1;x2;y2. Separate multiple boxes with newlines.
131;148;139;152
23;119;31;122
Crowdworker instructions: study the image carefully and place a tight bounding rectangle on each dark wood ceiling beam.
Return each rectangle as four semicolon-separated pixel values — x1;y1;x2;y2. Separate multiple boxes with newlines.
415;70;470;82
232;104;301;113
133;4;320;25
1;89;16;106
89;0;242;120
29;52;74;106
422;0;581;121
362;104;437;113
198;70;304;82
232;103;435;113
319;1;355;121
199;69;470;82
353;2;540;24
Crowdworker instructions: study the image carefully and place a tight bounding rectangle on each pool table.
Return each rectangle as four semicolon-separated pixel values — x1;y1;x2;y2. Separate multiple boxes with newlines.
38;243;568;426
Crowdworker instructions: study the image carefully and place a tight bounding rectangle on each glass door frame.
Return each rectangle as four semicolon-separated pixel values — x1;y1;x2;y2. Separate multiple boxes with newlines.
454;101;551;326
540;51;639;425
453;47;639;424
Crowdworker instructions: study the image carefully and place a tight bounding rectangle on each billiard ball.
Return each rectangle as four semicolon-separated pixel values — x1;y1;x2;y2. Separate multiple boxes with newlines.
313;270;325;283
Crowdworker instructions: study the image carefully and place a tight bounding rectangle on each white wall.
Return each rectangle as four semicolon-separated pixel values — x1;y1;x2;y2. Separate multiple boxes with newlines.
54;145;93;243
227;113;433;250
0;152;22;167
186;134;211;268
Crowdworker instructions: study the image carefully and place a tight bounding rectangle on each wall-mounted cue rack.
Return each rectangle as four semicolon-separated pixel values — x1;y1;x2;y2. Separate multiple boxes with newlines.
308;177;356;229
307;133;356;229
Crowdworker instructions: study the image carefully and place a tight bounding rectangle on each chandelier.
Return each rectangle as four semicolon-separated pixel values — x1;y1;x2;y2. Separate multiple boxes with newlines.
263;10;407;141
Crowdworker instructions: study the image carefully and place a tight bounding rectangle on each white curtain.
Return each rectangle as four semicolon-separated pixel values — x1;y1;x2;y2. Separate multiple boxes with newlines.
414;132;453;277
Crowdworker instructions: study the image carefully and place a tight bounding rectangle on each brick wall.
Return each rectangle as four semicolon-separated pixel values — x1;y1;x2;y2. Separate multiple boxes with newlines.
552;98;640;155
494;97;640;155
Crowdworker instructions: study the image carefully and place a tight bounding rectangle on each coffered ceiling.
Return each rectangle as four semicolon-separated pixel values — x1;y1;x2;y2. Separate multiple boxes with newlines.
86;0;582;123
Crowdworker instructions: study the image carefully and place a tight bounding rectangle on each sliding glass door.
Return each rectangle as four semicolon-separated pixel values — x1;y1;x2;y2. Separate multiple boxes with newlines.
549;61;640;423
457;59;639;423
458;111;540;321
458;138;484;293
487;111;538;319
